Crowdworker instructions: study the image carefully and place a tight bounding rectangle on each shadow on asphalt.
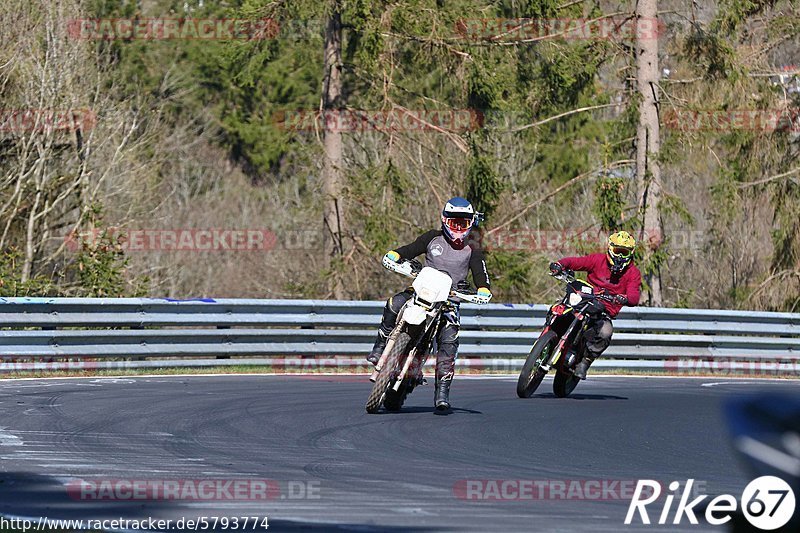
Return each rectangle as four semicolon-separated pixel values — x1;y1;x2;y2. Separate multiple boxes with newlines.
0;471;174;524
532;393;629;400
382;406;482;414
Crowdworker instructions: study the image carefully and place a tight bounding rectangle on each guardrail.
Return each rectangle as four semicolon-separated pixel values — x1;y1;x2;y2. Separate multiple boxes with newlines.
0;297;798;373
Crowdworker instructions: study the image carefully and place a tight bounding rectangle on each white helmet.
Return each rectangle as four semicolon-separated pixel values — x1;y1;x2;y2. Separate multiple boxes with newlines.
441;197;479;247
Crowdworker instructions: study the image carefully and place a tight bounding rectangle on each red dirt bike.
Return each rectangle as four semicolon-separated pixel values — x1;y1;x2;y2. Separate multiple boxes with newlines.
516;269;614;398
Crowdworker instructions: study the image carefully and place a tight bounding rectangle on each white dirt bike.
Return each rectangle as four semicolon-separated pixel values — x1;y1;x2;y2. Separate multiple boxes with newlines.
365;258;489;414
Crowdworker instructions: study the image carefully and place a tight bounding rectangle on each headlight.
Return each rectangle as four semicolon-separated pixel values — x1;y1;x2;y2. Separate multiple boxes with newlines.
416;287;438;307
568;292;582;306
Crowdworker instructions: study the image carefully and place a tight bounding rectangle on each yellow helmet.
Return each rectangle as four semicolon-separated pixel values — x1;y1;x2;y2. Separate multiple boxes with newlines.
607;231;636;274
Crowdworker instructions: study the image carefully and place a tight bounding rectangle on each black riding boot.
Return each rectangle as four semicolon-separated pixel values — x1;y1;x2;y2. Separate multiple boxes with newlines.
573;354;596;380
434;375;452;412
366;331;388;365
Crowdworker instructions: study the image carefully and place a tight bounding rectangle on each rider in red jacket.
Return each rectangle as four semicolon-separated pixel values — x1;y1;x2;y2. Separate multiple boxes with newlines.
549;231;642;379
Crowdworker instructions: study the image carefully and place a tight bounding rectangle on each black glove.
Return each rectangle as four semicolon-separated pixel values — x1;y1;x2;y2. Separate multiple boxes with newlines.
455;279;471;292
549;262;564;276
408;258;423;273
612;294;628;305
586;298;606;316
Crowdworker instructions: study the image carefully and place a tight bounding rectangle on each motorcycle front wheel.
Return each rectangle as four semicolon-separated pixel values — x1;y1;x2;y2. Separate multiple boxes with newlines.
516;330;559;398
383;380;410;412
365;331;411;413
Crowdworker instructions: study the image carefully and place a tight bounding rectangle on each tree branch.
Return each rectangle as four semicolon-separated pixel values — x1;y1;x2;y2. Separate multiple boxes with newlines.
487;159;635;235
506;103;621;133
737;167;800;188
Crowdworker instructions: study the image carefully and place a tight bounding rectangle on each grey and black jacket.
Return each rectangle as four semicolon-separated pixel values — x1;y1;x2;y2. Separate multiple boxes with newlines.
394;230;490;290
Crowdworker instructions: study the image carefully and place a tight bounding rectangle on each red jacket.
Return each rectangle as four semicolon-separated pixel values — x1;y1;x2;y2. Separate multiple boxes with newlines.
558;253;641;318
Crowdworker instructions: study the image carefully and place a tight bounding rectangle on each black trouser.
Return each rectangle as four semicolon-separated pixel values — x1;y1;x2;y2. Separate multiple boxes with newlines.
583;315;613;359
378;289;460;380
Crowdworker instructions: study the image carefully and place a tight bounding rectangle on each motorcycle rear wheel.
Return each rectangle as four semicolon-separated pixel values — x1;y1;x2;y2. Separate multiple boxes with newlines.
366;331;411;413
553;370;580;398
517;330;558;398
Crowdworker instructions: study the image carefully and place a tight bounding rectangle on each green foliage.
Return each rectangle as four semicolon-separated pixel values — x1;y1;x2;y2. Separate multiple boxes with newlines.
75;229;129;297
0;249;59;297
385;159;412;197
530;44;602;114
659;193;695;226
716;0;777;33
466;137;502;218
635;241;668;303
467;57;519;111
592;177;625;231
218;11;322;176
496;0;561;18
532;90;630;191
349;160;420;257
672;288;697;309
73;205;145;297
55;0;800;310
85;0;322;179
683;29;739;79
710;168;742;225
363;212;395;256
770;180;800;272
342;0;384;72
485;250;536;300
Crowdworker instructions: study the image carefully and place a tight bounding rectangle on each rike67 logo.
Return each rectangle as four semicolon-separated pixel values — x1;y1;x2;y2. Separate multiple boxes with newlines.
626;477;796;530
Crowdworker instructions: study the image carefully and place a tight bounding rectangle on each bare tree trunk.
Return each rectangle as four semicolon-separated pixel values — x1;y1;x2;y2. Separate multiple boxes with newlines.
22;188;42;282
322;8;345;299
635;0;663;306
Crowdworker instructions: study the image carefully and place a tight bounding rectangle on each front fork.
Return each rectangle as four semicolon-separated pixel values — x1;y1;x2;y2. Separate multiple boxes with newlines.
393;345;418;391
370;335;396;384
541;317;580;372
369;309;438;386
369;305;409;382
393;316;439;390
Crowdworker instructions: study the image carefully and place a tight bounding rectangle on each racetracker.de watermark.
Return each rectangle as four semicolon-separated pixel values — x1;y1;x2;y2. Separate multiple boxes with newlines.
67;18;280;40
663;109;800;132
665;358;800;377
64;228;278;252
0;109;96;133
274;109;484;133
66;479;320;501
453;479;707;501
468;228;705;252
453;17;664;41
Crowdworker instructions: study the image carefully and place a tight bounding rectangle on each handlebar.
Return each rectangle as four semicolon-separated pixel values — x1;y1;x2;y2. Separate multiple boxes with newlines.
382;257;490;304
383;255;419;278
550;270;576;284
452;289;489;304
550;269;616;302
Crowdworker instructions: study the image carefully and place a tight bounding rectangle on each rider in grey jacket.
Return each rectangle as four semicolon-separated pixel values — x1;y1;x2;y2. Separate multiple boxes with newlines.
367;197;492;411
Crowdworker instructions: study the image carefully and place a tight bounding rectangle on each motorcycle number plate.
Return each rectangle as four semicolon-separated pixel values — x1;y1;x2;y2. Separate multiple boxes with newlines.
403;304;428;325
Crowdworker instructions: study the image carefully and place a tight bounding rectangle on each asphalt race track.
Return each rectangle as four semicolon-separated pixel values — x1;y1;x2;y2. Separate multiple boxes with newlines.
0;375;797;532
